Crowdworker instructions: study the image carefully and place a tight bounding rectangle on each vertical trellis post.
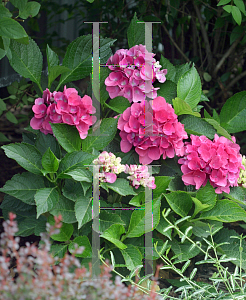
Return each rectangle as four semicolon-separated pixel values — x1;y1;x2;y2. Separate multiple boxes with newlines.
90;20;161;279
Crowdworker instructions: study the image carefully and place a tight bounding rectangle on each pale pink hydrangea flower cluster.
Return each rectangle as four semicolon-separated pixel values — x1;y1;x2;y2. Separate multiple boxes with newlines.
118;96;188;165
238;155;246;188
178;134;245;194
93;151;156;189
93;151;126;183
105;44;167;102
30;86;96;139
125;164;156;189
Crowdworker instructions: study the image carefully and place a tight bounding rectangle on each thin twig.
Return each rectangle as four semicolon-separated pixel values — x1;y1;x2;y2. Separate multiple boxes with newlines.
193;1;213;73
162;24;190;63
212;7;223;56
217;70;246;98
213;33;244;77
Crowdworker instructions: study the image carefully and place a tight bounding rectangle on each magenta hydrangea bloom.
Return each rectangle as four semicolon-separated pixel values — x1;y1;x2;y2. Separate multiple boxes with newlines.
178;134;245;194
30;86;96;139
118;96;188;165
105;44;167;103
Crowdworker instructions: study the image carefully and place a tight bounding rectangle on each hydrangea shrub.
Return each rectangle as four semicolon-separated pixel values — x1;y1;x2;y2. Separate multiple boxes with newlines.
1;13;246;283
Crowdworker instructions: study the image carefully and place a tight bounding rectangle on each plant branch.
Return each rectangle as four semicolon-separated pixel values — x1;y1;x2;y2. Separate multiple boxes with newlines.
162;24;190;63
213;34;244;77
217;70;246;99
193;1;213;73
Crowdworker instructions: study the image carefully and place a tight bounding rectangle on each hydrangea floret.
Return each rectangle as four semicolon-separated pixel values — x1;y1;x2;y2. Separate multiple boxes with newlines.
93;151;126;183
118;96;188;164
105;44;167;102
178;134;245;194
238;155;246;188
125;164;156;189
30;86;96;139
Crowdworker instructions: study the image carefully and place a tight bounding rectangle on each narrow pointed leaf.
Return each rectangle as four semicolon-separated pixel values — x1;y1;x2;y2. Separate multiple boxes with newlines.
35;187;59;218
0;17;28;39
65;168;92;182
180;115;216;139
101;224;127;249
50;195;76;224
173;97;201;117
19;1;41;19
120;244;142;271
156;80;177;104
220;91;246;133
75;195;92;229
127;13;145;48
35;132;61;158
204;118;232;141
200;199;246;222
51;123;82;153
105;178;137;196
0;172;45;205
126;197;161;238
2;143;43;175
42;148;59;172
46;44;59;69
57;35;92;88
50;244;68;259
7;38;42;86
177;65;202;109
68;236;92;258
50;223;74;242
105;96;131;114
100;211;125;233
82;117;118;152
165;191;193;217
58;151;95;178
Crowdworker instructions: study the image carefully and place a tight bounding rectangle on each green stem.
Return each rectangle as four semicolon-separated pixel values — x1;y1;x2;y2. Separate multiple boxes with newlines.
240;235;243;289
56;81;62;91
100;256;168;298
163;212;242;294
210;233;235;297
37;82;43;94
45;174;56;183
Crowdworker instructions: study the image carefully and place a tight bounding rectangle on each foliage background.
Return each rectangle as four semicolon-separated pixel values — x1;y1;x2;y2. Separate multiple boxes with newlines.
1;0;246;150
0;1;246;296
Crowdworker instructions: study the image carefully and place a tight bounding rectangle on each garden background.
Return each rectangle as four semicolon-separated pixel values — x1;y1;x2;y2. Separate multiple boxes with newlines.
0;0;246;298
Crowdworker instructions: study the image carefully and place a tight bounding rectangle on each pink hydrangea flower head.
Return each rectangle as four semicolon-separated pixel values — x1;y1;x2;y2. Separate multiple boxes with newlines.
93;151;126;184
30;86;96;138
105;44;167;103
118;96;188;164
125;164;156;189
178;134;245;194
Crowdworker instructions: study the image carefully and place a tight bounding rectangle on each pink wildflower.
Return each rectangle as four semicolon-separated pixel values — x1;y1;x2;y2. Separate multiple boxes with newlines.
178;134;245;194
105;44;167;103
118;96;188;164
30;86;96;139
